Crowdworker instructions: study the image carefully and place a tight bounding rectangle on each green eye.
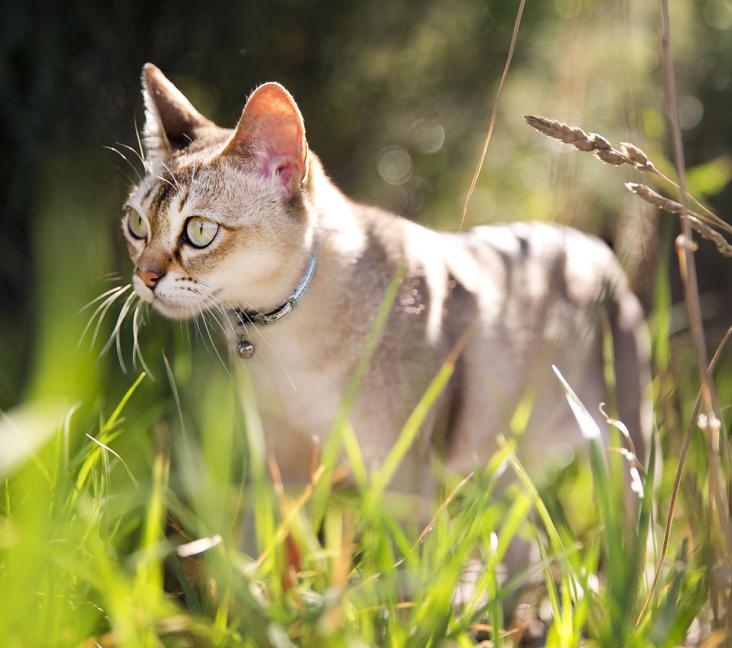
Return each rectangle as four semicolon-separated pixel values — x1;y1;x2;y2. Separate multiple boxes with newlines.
185;216;219;248
126;207;148;240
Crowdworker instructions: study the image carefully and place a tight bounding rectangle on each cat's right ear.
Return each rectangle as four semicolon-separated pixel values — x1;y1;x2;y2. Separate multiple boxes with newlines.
218;82;308;201
141;63;212;162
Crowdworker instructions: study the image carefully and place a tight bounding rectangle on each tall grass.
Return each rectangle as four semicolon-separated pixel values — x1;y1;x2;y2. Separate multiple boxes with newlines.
1;246;729;646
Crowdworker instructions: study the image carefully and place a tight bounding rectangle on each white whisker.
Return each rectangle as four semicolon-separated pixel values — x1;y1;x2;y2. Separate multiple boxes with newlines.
79;285;130;349
239;304;296;391
116;293;140;373
103;145;142;183
199;309;230;374
160;161;181;191
132;299;154;379
79;283;126;315
182;315;192;349
202;306;229;341
155;174;177;192
115;141;147;172
90;285;132;348
133;115;150;174
116;319;127;373
190;305;206;352
192;278;288;384
100;291;137;363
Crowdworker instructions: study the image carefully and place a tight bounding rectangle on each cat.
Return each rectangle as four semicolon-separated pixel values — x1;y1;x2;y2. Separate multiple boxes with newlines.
124;63;651;499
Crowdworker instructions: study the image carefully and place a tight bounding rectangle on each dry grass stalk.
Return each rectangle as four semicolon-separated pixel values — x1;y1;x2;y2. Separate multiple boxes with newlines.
524;114;732;238
461;0;526;230
527;83;732;632
625;183;732;257
635;325;732;628
524;115;656;170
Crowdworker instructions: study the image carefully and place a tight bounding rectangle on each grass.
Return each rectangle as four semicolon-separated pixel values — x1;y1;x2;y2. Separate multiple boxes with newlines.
1;242;730;647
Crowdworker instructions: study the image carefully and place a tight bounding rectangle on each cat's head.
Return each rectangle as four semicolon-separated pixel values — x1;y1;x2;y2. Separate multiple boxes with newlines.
122;64;314;320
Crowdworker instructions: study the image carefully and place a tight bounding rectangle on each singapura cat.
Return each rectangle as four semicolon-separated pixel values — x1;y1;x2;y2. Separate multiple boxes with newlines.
123;63;651;499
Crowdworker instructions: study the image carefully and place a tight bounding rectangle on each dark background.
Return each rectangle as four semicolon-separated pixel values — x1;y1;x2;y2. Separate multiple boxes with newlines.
1;0;731;409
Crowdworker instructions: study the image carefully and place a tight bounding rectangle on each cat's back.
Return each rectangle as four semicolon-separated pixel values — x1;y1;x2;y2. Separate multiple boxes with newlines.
437;220;648;473
441;220;629;314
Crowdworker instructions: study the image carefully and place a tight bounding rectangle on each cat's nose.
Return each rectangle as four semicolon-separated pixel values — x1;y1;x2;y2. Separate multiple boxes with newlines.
135;266;166;289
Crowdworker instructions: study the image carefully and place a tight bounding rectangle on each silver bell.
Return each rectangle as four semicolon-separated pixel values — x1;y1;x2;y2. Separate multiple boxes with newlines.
236;339;255;359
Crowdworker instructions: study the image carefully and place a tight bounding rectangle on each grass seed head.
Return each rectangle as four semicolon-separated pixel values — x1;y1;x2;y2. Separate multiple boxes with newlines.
620;142;656;172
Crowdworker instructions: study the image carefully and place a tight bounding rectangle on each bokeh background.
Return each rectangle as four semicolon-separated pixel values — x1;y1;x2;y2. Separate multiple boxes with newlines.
1;0;731;413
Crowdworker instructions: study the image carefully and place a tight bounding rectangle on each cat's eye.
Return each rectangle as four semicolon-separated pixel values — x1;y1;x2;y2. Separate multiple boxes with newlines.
126;208;148;240
185;216;219;248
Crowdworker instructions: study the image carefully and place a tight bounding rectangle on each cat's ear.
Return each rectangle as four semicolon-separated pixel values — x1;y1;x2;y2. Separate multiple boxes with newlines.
141;63;212;161
220;82;308;200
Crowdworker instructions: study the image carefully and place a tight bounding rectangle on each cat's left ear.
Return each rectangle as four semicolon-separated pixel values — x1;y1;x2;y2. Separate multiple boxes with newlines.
220;82;308;200
141;63;213;162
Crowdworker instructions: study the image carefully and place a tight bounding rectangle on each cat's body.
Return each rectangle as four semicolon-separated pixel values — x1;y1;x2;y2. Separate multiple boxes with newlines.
243;159;650;492
124;64;650;497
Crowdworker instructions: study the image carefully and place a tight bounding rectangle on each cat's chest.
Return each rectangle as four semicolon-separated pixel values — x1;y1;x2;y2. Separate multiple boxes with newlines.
242;334;345;430
243;352;344;481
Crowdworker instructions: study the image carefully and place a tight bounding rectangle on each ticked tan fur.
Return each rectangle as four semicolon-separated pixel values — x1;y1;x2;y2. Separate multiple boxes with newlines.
125;64;651;498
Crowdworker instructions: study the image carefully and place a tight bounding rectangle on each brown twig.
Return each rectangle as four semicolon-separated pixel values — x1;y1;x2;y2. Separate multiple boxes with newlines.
660;14;732;631
660;0;717;417
460;0;526;230
657;2;730;632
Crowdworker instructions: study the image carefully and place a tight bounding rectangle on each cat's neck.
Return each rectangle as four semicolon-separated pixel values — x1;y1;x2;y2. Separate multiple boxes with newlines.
226;152;416;367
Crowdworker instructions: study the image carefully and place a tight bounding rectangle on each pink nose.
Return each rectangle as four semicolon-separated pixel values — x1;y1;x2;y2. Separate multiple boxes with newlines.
135;266;165;289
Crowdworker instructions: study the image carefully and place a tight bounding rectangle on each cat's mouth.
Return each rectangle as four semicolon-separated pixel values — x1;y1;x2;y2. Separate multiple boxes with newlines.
132;276;213;321
149;298;197;320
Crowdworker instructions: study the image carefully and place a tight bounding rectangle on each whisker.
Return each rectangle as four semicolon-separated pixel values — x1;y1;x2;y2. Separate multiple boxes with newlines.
133;115;150;174
79;285;131;349
239;304;296;391
182;313;192;349
115;141;147;171
100;291;137;361
79;283;126;314
91;285;132;348
160;161;182;191
192;279;285;382
196;291;237;339
115;315;127;373
179;285;236;378
116;293;140;373
191;305;205;346
201;304;229;340
103;145;142;183
199;309;230;374
132;299;154;378
155;174;177;192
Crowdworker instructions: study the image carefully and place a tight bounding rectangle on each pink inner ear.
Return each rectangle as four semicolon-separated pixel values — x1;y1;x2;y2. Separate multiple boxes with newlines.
223;83;307;199
259;153;302;200
275;160;298;187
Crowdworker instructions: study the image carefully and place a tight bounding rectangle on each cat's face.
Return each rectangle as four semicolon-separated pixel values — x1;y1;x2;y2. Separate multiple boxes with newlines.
123;65;313;320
